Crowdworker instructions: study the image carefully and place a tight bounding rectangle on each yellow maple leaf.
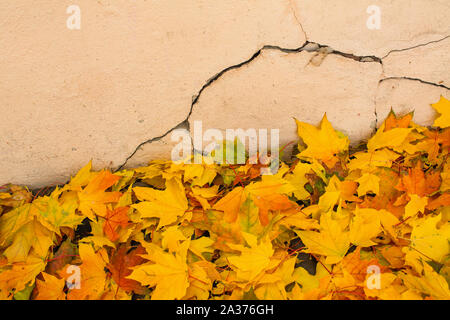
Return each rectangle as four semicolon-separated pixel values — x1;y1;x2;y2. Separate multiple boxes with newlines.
378;209;400;240
161;225;188;253
0;203;38;246
400;263;450;300
356;173;380;196
61;161;95;192
393;130;426;155
295;114;349;168
368;122;412;152
414;129;445;161
280;208;320;230
364;272;400;300
404;214;450;273
0;256;46;293
260;166;297;197
293;262;330;291
63;244;109;300
441;161;450;192
183;261;213;300
189;237;214;260
404;194;428;219
34;196;84;235
348;149;399;173
132;178;188;228
253;256;296;300
284;162;312;200
295;212;350;264
236;198;265;236
3;218;53;262
318;175;359;212
227;233;274;282
431;95;450;128
127;240;190;300
183;163;217;186
191;185;219;210
349;208;382;247
291;263;331;300
34;272;66;300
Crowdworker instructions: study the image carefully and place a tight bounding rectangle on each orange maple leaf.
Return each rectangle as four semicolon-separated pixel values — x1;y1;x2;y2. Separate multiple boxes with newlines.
251;193;295;226
417;128;450;161
384;110;413;131
395;162;440;197
212;187;246;223
78;171;122;219
427;193;450;210
103;207;130;242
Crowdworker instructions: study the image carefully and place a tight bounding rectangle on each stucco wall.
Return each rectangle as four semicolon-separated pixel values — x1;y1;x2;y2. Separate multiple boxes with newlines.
1;0;449;187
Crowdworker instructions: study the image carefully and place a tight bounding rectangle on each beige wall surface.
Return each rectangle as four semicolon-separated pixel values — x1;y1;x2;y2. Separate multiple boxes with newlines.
0;0;449;188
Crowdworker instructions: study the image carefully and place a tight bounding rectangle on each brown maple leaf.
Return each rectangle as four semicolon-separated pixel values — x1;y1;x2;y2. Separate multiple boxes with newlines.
107;245;148;296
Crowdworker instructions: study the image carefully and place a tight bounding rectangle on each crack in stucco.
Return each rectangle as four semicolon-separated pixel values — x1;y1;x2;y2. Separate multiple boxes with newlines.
379;77;450;91
382;34;450;59
116;35;448;170
116;41;386;170
371;76;450;130
116;120;189;171
288;0;308;41
374;108;378;131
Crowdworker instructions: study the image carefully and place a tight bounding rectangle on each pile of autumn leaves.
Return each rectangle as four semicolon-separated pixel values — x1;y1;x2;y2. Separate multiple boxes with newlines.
0;97;449;300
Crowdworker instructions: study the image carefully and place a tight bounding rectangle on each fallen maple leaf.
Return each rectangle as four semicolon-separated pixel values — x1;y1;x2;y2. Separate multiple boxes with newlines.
395;161;440;196
103;207;130;242
212;186;246;223
108;245;148;295
127;241;190;300
33;272;66;300
295;211;350;264
77;170;122;220
227;233;274;282
432;95;450;128
132;178;188;228
295;114;349;168
62;244;109;300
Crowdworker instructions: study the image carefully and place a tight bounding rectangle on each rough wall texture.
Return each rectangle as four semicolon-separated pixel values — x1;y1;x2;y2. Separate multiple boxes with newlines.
0;0;449;187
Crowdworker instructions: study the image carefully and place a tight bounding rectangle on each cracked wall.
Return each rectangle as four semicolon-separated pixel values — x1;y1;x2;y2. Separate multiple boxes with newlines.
0;0;449;187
